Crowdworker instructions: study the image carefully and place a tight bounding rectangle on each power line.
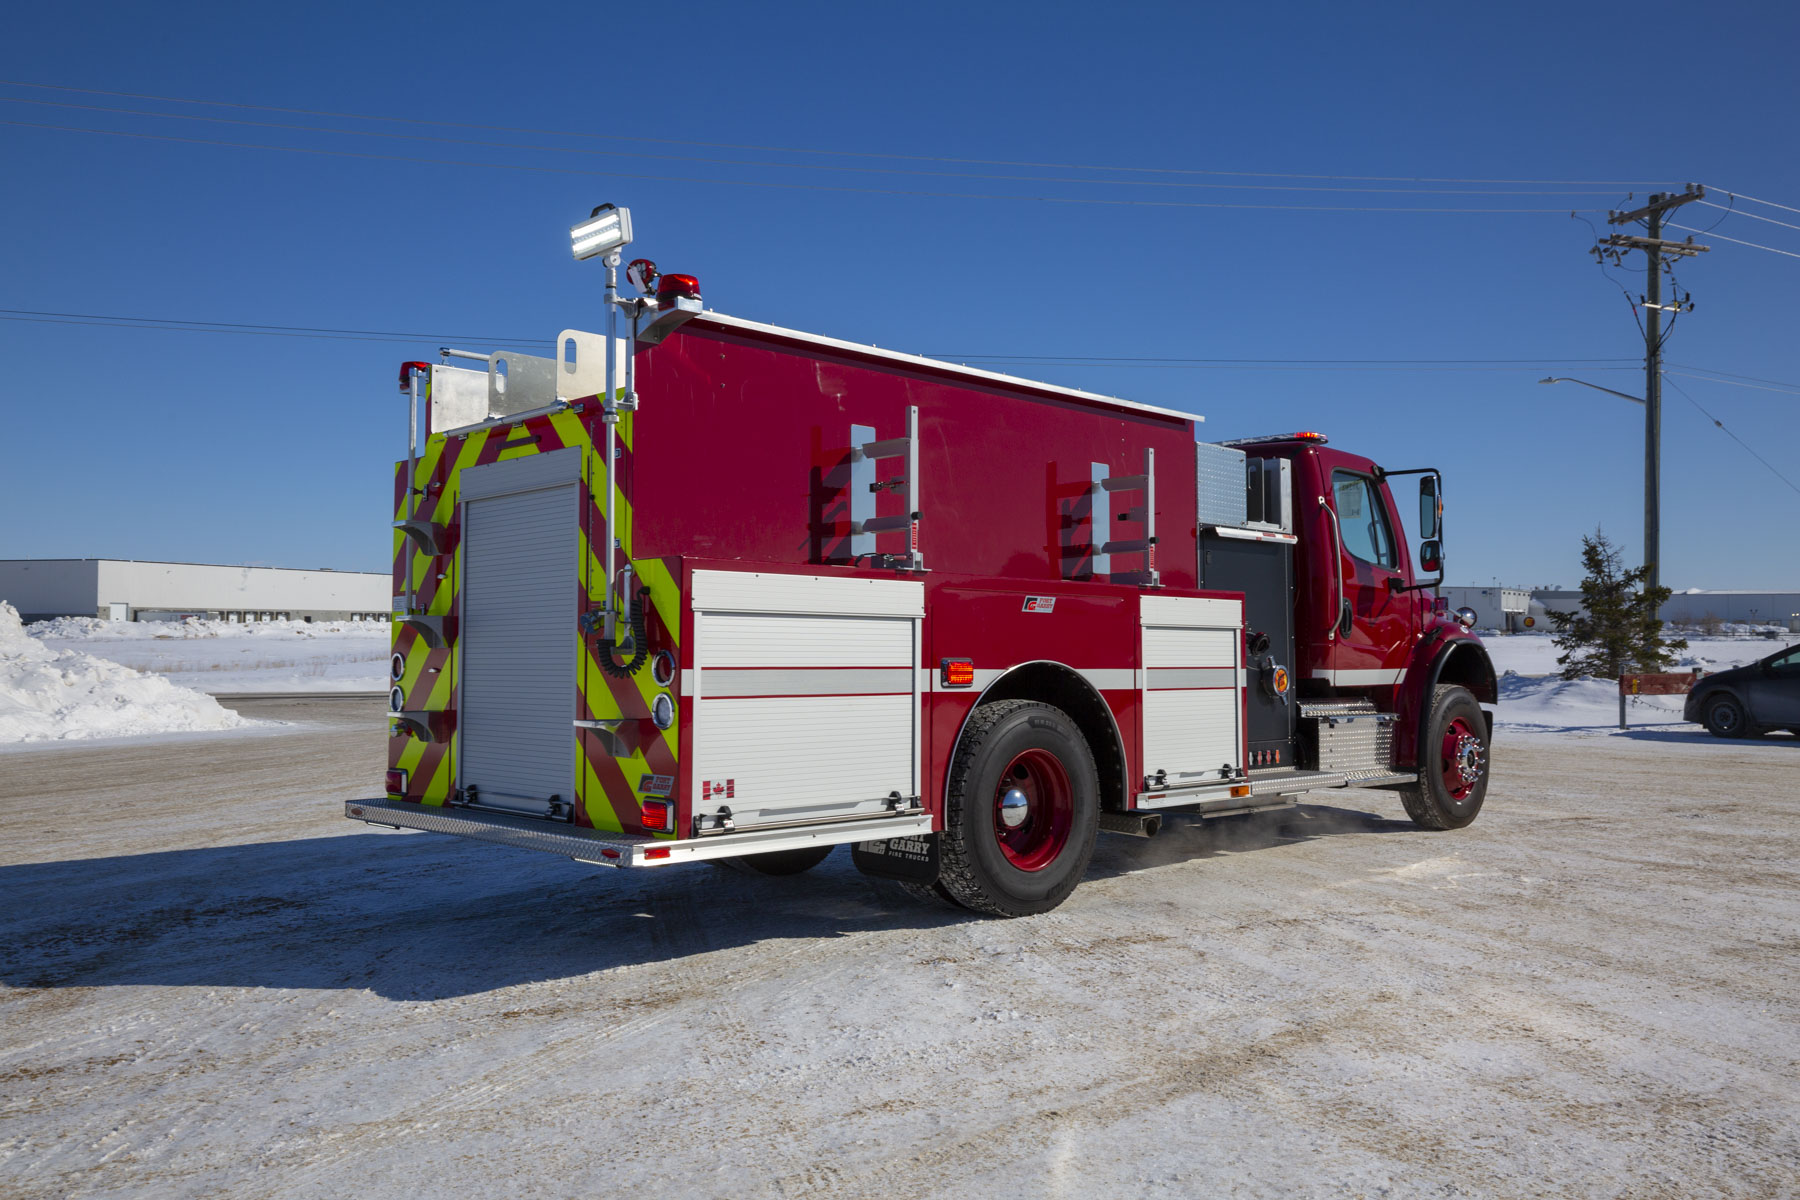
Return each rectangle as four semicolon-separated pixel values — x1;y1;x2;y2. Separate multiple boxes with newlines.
1665;362;1800;390
1696;199;1800;233
1;120;1612;214
0;96;1628;198
0;306;1647;370
1663;375;1800;497
1705;185;1800;217
1664;370;1800;396
1666;223;1800;259
0;78;1662;187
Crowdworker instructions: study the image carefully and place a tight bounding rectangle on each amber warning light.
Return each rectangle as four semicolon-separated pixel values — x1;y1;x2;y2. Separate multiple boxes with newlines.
941;658;976;688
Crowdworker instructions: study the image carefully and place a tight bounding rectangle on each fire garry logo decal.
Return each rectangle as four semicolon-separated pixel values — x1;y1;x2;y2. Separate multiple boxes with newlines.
1022;596;1057;613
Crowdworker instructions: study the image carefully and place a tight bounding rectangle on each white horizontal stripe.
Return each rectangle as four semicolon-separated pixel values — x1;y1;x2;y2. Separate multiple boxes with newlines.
700;667;914;698
925;666;1136;693
1148;667;1238;689
1310;668;1405;686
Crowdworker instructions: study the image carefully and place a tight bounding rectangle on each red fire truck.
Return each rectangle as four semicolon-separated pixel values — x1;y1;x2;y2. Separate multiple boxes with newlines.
347;205;1497;917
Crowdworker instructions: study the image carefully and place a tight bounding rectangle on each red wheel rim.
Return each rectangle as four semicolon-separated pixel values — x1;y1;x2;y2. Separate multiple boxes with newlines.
1440;717;1485;802
992;748;1074;872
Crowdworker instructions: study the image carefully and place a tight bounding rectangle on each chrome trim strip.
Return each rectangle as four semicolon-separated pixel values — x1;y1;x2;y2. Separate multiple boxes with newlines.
344;798;933;867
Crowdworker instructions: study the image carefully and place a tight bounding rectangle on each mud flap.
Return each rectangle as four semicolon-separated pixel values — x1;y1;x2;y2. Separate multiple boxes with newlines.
851;832;940;884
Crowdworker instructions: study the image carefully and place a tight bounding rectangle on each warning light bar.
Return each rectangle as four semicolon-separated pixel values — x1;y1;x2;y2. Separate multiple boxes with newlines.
1217;431;1329;447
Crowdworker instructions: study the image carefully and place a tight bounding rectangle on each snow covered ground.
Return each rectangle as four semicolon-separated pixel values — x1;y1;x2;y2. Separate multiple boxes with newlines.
1483;632;1788;734
0;604;248;745
1;698;1794;1197
27;614;390;695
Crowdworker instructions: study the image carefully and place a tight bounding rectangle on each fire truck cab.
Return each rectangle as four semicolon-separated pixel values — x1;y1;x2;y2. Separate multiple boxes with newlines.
349;214;1496;918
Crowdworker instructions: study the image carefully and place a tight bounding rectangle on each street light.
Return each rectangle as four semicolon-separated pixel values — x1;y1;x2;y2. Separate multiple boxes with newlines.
1537;375;1659;590
1538;377;1645;405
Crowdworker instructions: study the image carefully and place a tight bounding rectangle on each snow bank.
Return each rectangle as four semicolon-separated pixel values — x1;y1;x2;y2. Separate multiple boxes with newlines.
0;603;247;743
26;614;391;695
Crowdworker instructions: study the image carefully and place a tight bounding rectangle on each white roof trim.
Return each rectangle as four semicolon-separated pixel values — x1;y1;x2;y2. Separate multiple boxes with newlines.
687;311;1203;424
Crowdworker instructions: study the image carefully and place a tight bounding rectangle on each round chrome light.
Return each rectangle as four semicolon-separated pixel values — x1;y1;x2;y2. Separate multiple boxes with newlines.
390;652;406;681
388;686;406;712
651;649;676;688
1455;606;1479;629
651;692;675;730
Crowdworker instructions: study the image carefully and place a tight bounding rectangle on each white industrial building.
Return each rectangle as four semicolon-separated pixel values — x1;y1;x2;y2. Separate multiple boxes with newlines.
1533;588;1800;631
0;559;390;623
1440;587;1533;633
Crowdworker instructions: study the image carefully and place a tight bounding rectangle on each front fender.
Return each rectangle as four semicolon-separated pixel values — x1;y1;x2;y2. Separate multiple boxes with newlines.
1395;631;1497;769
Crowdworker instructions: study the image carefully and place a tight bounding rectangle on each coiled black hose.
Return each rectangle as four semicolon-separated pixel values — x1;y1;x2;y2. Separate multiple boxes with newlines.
600;586;652;678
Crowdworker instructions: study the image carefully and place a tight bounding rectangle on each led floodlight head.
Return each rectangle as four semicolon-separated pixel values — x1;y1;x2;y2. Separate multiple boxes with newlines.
570;204;633;261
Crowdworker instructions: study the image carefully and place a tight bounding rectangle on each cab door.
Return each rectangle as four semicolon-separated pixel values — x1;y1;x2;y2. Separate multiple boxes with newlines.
1324;468;1415;691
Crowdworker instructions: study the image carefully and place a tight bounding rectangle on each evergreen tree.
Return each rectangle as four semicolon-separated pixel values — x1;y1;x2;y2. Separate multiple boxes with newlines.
1545;529;1686;680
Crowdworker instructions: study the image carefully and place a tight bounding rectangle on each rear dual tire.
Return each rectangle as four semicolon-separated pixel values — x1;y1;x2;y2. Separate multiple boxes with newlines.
717;845;833;876
936;700;1100;917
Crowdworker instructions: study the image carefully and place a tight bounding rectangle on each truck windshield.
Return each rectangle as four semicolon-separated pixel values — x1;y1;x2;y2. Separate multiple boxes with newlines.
1330;471;1396;569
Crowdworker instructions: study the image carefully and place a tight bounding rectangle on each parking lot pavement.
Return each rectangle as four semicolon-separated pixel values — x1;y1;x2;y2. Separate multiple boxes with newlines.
2;713;1796;1199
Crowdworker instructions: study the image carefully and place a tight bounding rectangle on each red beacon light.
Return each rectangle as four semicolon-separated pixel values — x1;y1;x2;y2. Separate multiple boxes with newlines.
656;273;702;303
1290;431;1328;443
397;361;430;392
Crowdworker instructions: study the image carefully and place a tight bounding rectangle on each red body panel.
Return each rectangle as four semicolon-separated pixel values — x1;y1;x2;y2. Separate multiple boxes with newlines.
630;321;1200;589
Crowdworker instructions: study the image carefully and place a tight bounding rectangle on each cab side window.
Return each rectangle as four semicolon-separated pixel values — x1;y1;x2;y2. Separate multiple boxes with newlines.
1330;471;1397;570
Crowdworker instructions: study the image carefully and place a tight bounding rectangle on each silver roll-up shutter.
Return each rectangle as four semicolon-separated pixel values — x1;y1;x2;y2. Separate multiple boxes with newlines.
458;462;578;814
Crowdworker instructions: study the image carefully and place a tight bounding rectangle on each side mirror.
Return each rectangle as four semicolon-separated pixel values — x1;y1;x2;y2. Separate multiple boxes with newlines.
1419;476;1440;540
1419;539;1442;574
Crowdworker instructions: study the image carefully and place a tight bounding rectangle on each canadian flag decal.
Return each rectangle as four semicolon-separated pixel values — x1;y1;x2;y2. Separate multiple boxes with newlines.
701;779;736;801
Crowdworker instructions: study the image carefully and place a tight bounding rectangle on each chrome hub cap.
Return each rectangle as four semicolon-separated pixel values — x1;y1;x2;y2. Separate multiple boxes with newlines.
999;787;1030;829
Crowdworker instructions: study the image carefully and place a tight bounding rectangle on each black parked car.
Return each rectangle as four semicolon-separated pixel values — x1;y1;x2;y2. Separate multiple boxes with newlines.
1684;643;1800;738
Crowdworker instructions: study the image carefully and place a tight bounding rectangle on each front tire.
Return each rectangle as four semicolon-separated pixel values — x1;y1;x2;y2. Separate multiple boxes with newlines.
937;700;1099;917
1397;684;1490;830
1702;694;1752;739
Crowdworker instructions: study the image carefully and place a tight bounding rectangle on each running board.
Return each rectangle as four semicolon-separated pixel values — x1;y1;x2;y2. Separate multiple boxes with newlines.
345;798;932;868
1135;766;1421;812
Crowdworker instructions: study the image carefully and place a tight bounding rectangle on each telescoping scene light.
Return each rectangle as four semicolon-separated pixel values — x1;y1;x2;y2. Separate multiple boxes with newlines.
570;203;633;261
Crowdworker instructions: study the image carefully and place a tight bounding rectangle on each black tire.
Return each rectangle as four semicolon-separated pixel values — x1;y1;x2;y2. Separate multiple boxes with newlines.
899;881;969;910
716;845;834;876
1702;693;1752;739
937;699;1100;917
1396;685;1490;831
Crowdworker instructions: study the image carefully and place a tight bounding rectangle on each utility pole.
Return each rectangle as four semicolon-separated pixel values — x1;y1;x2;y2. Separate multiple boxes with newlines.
1595;185;1708;592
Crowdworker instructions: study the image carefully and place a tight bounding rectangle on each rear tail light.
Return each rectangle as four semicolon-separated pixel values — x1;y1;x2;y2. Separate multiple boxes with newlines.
385;768;409;795
390;652;406;681
640;799;673;832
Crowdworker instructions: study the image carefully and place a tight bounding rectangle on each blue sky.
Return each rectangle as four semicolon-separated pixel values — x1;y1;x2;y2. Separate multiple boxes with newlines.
3;0;1796;589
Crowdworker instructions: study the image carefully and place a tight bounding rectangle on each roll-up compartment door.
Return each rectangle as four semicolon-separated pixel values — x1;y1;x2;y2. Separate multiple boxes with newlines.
457;448;581;816
1140;595;1244;786
690;571;923;831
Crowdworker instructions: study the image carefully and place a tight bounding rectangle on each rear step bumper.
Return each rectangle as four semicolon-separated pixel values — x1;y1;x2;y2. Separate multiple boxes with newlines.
345;798;933;868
